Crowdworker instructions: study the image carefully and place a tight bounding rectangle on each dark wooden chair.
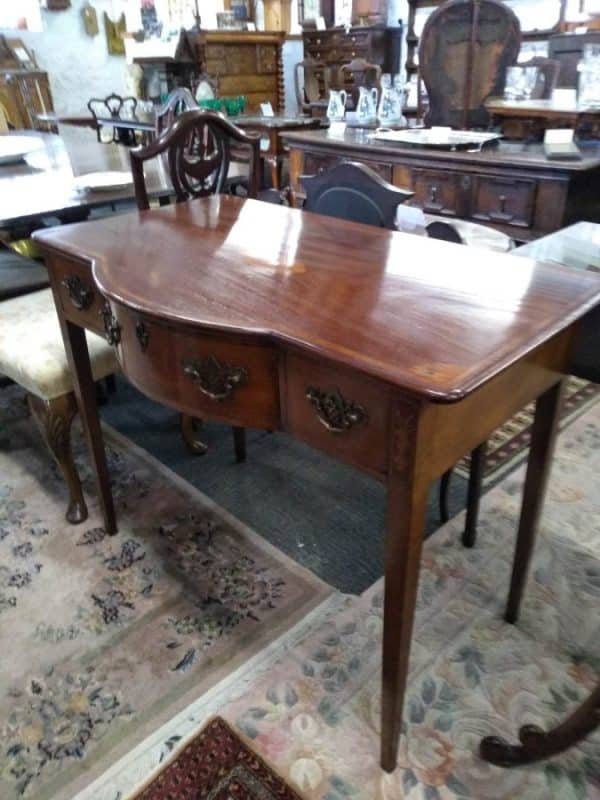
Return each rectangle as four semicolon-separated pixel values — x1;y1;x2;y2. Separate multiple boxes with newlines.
301;161;413;228
515;57;561;100
131;109;261;210
294;57;331;116
87;93;139;145
419;0;521;129
155;87;198;136
338;58;382;110
130;109;261;461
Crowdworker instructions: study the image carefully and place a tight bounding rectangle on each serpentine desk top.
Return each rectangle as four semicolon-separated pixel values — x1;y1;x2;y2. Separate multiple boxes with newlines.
35;195;600;402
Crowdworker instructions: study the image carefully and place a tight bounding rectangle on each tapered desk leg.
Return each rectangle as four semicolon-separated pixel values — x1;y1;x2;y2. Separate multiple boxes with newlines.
462;441;487;548
59;318;117;535
505;381;563;624
381;401;429;772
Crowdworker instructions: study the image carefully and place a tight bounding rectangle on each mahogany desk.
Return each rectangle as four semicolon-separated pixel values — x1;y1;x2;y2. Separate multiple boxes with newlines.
34;196;600;771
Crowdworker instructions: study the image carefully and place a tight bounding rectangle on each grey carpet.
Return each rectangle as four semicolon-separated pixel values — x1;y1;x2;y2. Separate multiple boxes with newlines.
100;378;470;594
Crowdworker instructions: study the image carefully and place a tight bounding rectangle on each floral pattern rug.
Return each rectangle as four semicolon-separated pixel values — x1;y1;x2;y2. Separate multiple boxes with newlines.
89;396;600;800
0;385;332;800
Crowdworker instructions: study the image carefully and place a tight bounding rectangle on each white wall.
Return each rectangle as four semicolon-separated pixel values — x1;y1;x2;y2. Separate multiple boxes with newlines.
1;0;130;114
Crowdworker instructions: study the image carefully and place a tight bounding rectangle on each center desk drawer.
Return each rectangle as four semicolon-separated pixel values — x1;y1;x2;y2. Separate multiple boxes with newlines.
284;353;391;475
49;254;105;335
471;175;536;228
113;306;280;429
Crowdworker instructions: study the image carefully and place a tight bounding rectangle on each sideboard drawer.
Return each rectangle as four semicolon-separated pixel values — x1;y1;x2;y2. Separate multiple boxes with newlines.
411;169;461;217
50;255;105;335
471;175;536;229
303;152;393;183
284;353;390;475
113;306;280;429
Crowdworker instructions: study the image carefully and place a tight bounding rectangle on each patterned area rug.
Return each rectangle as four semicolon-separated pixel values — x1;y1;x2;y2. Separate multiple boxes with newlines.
0;385;332;800
455;376;600;483
131;717;302;799
92;399;600;800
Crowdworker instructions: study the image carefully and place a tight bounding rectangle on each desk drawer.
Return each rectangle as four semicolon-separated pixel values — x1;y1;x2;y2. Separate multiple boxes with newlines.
49;255;105;335
284;353;390;475
113;305;280;429
471;175;536;229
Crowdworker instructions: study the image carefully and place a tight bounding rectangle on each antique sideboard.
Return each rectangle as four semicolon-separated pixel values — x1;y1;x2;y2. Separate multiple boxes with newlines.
283;129;600;241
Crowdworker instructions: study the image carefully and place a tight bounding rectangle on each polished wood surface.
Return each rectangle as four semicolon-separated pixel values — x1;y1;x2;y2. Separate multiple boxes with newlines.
35;195;600;402
486;97;600;140
283;128;600;241
0;129;170;229
35;197;600;771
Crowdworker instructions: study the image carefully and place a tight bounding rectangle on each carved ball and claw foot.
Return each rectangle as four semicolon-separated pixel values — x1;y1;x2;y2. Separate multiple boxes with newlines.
27;392;88;524
480;684;600;767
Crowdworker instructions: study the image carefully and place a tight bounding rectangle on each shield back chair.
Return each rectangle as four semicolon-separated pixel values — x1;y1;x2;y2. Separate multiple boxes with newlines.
130;109;261;460
87;93;139;145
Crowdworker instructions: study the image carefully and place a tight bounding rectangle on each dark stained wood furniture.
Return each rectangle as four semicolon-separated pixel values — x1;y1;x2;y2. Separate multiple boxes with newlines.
519;58;561;101
418;0;521;129
84;109;322;192
302;25;401;97
0;129;171;232
338;57;382;109
282;128;600;242
301;160;412;227
155;87;197;136
294;57;331;117
133;31;286;113
130;109;261;460
486;97;600;141
34;195;600;772
549;31;600;89
87;93;139;145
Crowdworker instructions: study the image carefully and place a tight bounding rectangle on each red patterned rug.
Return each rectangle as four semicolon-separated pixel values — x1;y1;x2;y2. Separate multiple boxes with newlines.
131;717;303;799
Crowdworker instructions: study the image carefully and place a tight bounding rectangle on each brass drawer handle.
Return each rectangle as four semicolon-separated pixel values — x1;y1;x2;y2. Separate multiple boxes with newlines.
99;304;121;346
183;355;248;401
61;274;94;310
305;386;368;433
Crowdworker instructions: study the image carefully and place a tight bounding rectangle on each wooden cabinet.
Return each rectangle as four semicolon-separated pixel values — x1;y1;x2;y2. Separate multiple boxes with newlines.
134;31;285;113
284;129;600;241
0;70;55;130
302;25;402;87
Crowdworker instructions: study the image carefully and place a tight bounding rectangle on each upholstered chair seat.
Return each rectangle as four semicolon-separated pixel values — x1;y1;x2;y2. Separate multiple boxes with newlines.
0;288;118;524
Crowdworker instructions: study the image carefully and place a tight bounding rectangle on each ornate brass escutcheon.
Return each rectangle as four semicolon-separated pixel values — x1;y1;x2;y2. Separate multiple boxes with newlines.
182;355;248;401
135;320;149;352
305;386;368;433
61;275;94;310
99;304;121;346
